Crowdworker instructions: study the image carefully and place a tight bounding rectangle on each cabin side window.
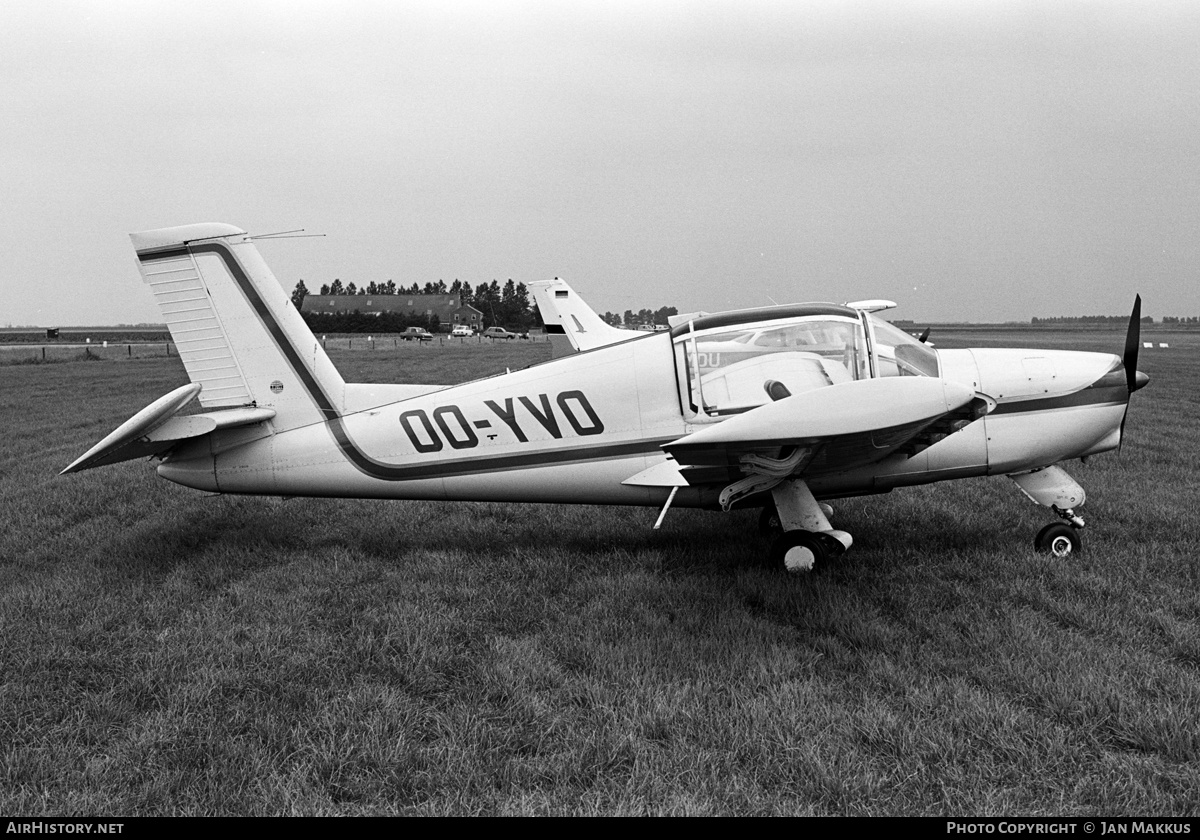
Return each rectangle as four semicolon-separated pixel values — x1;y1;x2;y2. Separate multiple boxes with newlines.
674;316;867;419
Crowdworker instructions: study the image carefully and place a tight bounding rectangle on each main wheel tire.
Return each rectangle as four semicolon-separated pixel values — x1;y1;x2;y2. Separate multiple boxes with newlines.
758;505;782;536
770;531;828;573
1035;523;1082;557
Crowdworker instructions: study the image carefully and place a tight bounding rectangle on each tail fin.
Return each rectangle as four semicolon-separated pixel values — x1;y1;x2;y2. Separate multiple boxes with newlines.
131;223;344;431
528;278;639;356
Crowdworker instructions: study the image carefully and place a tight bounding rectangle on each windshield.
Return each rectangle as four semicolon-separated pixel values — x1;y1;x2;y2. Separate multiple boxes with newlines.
869;316;940;377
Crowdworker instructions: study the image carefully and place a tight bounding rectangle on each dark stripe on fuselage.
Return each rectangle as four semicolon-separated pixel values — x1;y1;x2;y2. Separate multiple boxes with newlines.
140;241;665;482
990;365;1128;416
338;437;677;481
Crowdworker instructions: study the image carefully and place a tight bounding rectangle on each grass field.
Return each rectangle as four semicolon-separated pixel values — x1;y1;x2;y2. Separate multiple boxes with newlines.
1;332;1197;815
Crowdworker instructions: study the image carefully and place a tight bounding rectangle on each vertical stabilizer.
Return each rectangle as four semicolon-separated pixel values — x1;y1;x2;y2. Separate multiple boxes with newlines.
528;278;639;356
131;223;345;431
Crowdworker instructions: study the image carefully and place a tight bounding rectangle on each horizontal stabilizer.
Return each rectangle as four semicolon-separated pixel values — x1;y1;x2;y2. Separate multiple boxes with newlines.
146;406;277;441
61;384;275;474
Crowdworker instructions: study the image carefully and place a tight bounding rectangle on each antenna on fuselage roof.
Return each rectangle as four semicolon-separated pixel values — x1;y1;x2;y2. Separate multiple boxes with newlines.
248;229;327;240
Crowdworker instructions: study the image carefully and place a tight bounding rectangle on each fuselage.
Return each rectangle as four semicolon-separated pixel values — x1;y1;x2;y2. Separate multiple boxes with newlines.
158;308;1135;510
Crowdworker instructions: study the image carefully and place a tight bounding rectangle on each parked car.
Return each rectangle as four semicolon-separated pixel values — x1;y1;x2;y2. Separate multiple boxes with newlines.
400;327;433;341
482;327;518;340
451;325;473;337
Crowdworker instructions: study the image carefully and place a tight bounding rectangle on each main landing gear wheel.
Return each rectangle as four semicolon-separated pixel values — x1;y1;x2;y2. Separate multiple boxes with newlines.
758;505;782;536
1035;523;1082;557
770;531;844;573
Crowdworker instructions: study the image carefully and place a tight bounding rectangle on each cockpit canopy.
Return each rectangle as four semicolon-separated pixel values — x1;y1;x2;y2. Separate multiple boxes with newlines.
671;304;938;419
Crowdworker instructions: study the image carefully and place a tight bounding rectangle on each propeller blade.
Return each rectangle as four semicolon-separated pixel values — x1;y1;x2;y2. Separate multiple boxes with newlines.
1118;294;1143;454
918;327;931;344
1119;404;1130;455
1123;294;1141;395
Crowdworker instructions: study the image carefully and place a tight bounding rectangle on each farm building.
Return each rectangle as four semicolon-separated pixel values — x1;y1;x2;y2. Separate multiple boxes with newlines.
300;294;484;329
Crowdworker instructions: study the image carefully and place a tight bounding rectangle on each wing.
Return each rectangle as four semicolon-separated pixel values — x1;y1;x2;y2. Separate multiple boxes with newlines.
626;377;992;508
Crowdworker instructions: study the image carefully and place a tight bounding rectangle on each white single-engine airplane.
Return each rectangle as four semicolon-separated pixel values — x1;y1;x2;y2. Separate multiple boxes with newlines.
64;223;1149;572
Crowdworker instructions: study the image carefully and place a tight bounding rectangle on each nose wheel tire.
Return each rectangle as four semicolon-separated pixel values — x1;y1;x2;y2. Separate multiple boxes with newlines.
1035;523;1082;557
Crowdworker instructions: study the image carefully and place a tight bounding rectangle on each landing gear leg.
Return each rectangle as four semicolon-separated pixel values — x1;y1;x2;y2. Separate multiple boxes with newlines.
759;499;835;536
1009;465;1086;556
768;480;851;573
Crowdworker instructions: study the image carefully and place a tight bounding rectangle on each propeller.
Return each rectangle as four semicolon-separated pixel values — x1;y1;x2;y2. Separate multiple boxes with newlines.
1119;294;1148;453
918;326;931;344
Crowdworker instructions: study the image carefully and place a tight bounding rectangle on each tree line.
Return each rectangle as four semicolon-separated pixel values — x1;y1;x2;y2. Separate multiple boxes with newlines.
1031;315;1162;325
600;306;679;328
290;278;541;332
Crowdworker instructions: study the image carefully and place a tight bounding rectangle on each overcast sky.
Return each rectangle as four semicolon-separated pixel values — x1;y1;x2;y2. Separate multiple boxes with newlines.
3;0;1197;326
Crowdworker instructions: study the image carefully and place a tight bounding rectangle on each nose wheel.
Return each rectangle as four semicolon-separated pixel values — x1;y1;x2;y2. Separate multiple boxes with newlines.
1035;522;1082;557
1010;466;1089;558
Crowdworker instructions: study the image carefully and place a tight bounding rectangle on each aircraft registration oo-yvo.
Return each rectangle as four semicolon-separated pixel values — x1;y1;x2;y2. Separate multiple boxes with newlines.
64;223;1150;572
